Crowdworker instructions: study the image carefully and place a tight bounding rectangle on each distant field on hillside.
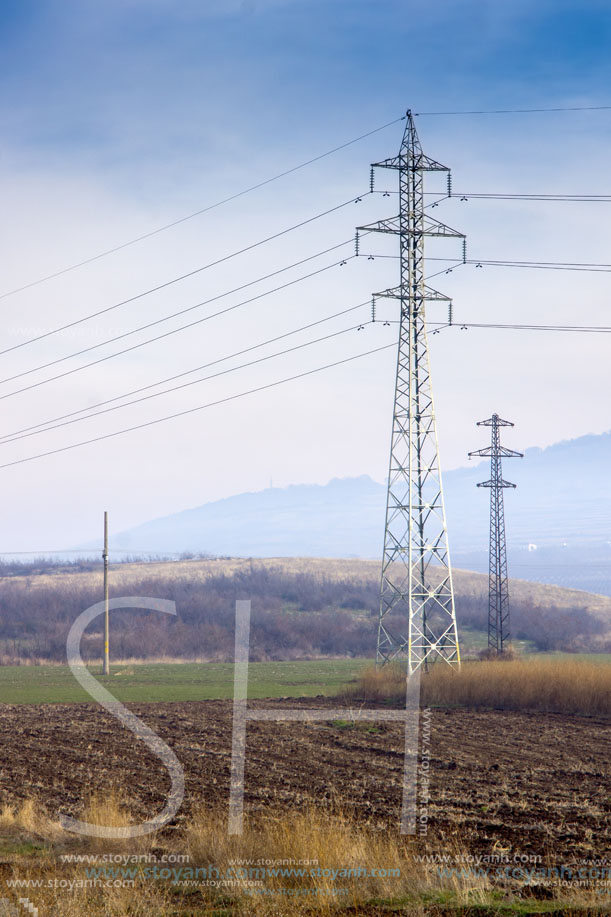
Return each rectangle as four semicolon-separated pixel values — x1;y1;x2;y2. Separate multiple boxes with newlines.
0;556;608;664
8;554;611;619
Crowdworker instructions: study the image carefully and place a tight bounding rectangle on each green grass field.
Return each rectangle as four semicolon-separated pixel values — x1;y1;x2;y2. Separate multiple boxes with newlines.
0;653;609;704
0;658;372;704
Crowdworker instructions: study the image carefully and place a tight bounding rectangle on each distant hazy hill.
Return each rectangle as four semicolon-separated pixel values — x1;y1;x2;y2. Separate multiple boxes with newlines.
112;476;385;559
448;430;611;594
108;430;611;595
448;430;611;549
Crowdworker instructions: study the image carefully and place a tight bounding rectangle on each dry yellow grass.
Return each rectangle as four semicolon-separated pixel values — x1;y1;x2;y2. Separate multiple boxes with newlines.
185;805;492;915
0;794;602;915
0;797;62;839
352;658;611;716
0;805;491;916
349;660;406;703
77;789;155;854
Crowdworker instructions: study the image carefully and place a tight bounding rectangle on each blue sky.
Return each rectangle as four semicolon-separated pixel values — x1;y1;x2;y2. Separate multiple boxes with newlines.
3;1;611;180
0;0;610;550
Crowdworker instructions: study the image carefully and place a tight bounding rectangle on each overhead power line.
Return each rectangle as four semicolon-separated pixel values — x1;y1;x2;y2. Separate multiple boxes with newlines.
0;254;358;401
465;258;611;273
0;343;395;471
456;322;611;333
14;313;603;446
448;192;611;202
0;240;355;387
0;115;405;302
0;300;369;440
0;304;373;445
1;320;369;443
0;550;210;558
0;192;367;358
417;191;611;202
415;105;611;115
386;319;611;335
372;254;611;274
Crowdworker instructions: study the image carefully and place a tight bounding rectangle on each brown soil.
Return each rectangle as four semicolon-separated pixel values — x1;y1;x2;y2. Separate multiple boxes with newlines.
0;700;607;865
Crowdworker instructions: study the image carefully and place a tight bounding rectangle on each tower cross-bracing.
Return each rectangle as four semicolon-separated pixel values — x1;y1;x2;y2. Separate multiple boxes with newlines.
358;111;462;675
469;414;523;653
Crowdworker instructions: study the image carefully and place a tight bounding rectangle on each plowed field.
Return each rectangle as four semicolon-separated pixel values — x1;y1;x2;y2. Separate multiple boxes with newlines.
0;700;607;864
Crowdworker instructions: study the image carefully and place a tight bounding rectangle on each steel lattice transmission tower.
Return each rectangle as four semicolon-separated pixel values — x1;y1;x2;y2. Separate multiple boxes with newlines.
469;415;523;653
357;111;463;674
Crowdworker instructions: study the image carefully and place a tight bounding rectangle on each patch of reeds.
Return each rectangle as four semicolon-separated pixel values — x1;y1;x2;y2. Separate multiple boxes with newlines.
350;658;611;717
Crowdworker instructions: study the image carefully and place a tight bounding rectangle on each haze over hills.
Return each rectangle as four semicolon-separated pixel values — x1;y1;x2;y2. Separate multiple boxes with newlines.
106;430;611;595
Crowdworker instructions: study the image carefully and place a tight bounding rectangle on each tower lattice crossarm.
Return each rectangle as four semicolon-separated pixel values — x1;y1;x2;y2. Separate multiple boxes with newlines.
468;414;523;653
359;111;464;675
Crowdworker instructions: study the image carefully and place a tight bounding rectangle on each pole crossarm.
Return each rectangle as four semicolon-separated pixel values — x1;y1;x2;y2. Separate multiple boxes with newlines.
357;214;465;239
372;152;450;173
373;285;452;303
371;110;463;675
469;446;524;461
469;413;522;653
476;415;515;428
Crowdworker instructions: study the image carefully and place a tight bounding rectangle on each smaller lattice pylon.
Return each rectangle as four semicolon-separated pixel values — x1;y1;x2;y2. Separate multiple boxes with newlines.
469;414;523;653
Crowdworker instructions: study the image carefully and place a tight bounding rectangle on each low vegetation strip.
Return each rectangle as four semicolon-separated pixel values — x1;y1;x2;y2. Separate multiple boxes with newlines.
0;560;607;664
353;659;611;717
0;794;603;915
0;659;370;704
0;656;609;712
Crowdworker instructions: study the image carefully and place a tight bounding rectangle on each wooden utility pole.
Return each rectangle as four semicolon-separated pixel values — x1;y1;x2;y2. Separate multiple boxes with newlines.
103;511;110;675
